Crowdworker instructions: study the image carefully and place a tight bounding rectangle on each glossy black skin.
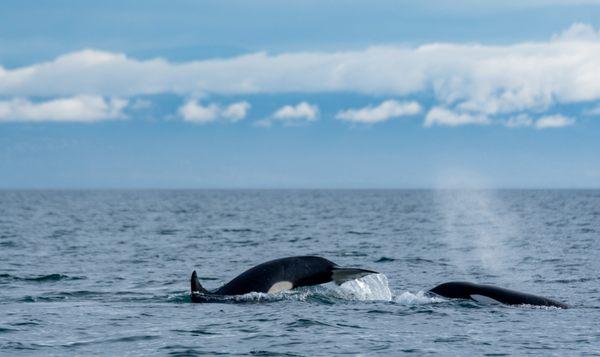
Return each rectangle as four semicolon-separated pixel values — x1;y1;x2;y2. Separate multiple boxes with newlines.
429;281;568;308
214;256;336;295
191;256;342;302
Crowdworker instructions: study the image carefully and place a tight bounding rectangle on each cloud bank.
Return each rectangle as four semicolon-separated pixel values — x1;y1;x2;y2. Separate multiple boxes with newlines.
1;23;599;126
0;96;127;122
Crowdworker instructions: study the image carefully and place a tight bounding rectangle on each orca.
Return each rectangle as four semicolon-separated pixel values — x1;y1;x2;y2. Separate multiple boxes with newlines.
429;281;568;308
190;255;378;302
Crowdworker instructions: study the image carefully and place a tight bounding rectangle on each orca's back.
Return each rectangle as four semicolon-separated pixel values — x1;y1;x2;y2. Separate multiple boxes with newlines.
429;281;568;308
214;256;336;295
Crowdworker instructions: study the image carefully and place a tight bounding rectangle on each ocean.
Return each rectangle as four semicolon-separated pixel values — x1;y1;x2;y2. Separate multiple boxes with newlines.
1;190;599;355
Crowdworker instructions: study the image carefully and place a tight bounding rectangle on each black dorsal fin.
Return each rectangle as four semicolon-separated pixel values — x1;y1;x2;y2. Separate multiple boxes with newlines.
191;270;207;294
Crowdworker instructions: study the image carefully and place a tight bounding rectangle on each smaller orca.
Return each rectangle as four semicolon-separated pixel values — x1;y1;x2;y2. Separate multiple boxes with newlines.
429;281;568;308
190;256;378;303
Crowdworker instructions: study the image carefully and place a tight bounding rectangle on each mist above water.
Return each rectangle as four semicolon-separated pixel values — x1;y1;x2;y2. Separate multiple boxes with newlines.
433;171;520;278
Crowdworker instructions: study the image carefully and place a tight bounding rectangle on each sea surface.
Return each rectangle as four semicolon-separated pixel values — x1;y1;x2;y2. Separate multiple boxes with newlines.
1;190;599;356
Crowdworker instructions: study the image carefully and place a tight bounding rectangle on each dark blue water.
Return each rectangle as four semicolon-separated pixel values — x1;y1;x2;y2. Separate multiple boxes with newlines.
1;190;599;355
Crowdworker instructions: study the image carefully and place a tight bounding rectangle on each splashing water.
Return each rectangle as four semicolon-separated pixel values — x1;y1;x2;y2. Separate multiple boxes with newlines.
338;274;393;301
394;291;445;305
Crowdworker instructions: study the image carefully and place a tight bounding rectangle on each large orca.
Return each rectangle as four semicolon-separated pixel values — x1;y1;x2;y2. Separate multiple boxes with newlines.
190;256;378;302
429;281;568;308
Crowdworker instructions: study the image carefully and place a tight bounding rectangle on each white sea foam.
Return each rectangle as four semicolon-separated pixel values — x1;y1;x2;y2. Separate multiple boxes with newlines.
233;291;272;302
338;274;393;301
394;291;445;305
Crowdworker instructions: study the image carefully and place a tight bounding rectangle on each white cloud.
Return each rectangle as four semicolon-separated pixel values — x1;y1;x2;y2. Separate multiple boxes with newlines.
424;107;490;127
335;100;421;123
273;102;319;121
222;101;250;121
179;101;219;123
0;96;127;122
252;102;318;128
1;23;600;127
178;99;250;124
534;114;575;129
552;22;600;42
502;113;576;129
254;102;319;127
425;110;575;128
504;114;534;128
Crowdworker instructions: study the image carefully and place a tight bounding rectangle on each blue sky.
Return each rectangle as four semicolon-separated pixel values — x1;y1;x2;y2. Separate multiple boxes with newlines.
1;0;600;188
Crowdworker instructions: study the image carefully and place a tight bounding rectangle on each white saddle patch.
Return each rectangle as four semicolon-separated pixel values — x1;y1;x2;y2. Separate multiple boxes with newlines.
267;281;293;294
470;294;502;304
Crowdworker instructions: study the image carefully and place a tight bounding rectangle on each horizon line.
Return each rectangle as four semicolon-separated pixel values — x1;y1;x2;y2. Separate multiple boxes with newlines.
0;187;598;191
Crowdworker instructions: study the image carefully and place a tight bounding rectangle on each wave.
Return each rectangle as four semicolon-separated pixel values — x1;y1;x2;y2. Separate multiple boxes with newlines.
346;230;373;235
0;273;85;283
0;327;18;334
375;256;395;263
222;228;258;233
18;290;153;303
